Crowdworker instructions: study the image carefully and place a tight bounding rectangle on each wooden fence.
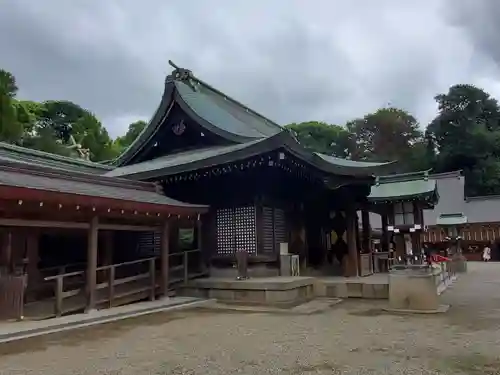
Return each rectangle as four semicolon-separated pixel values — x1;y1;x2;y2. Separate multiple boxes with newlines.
0;275;26;320
42;249;206;317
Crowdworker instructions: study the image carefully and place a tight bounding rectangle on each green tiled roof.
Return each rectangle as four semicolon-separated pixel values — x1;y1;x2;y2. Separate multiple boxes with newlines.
315;153;393;168
0;142;112;174
114;62;394;176
107;139;265;179
115;64;283;166
368;170;439;202
175;80;281;139
107;132;388;180
436;213;467;226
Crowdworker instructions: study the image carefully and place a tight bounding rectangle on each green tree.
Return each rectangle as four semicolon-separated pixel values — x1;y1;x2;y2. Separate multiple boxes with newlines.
115;120;147;150
285;121;351;157
0;70;23;143
346;108;430;171
426;84;500;195
33;100;119;161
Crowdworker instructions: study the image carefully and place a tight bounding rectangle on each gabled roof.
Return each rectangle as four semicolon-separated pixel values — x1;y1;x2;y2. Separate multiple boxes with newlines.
107;131;393;180
0;160;207;214
116;61;283;166
0;142;112;175
368;170;439;203
114;61;396;176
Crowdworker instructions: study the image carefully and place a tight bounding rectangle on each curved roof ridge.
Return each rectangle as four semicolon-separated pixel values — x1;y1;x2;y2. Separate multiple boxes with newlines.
315;152;396;168
168;60;283;132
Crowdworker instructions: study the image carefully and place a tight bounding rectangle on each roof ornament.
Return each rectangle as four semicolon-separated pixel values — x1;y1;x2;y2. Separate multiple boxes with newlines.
168;60;196;91
172;119;186;136
66;135;91;161
286;128;301;144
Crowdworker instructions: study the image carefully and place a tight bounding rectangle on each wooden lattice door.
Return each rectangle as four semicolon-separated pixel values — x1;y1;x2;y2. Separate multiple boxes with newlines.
216;207;257;256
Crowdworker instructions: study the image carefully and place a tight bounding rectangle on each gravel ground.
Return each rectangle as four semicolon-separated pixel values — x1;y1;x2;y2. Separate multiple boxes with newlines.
1;262;499;375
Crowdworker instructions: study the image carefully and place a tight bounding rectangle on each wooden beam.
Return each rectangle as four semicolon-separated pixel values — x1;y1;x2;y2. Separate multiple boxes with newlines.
0;218;160;232
86;216;98;311
160;220;170;297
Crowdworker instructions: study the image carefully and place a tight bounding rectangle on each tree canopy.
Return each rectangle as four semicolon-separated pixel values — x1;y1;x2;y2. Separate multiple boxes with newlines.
287;84;500;195
1;67;500;196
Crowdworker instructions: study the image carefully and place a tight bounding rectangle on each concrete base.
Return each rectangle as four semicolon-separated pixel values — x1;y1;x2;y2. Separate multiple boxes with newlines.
205;298;343;315
314;274;389;299
209;265;279;278
389;265;443;312
178;277;315;306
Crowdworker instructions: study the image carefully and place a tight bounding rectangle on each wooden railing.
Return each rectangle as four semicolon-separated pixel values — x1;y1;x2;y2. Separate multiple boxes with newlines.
43;249;206;317
168;249;207;285
40;262;86;278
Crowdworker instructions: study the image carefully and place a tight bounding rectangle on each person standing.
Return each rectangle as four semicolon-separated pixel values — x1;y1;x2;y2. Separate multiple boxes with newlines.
483;244;492;262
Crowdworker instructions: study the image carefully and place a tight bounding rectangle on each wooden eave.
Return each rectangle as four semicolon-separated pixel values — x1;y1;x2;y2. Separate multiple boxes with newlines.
0;185;205;217
110;132;379;183
0;162;208;216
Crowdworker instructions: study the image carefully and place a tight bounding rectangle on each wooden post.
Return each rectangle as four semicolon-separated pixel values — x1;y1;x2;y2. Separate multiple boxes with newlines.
381;214;389;252
345;210;359;277
86;216;98;311
183;251;189;284
149;258;156;301
361;210;371;251
55;276;63;317
161;220;170;298
26;229;40;296
197;218;204;270
108;265;115;308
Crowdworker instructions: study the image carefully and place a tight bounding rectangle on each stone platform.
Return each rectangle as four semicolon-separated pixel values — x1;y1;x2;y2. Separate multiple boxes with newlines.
178;274;390;305
314;274;389;299
178;277;316;306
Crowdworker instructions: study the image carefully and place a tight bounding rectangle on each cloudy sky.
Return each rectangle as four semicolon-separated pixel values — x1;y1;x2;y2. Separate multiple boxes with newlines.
1;0;499;138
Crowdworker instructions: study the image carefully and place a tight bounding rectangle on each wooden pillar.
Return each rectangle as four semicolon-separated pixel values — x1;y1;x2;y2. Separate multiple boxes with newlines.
412;202;422;254
381;214;389;252
86;216;98;311
161;220;170;298
345;210;359;277
196;218;206;271
26;229;40;290
197;218;202;250
361;210;371;251
98;231;113;283
0;229;13;273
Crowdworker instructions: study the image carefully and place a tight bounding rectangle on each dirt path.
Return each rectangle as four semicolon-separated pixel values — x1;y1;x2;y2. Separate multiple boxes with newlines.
0;263;499;374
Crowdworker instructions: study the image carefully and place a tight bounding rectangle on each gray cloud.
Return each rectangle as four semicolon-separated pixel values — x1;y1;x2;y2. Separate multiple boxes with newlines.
1;0;500;138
